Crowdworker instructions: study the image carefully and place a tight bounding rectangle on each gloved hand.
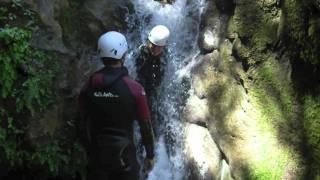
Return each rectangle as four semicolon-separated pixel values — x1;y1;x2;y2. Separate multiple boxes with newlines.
143;158;155;174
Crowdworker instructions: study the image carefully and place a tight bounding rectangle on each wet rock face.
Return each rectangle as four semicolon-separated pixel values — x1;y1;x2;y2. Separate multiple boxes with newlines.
183;94;209;128
198;0;230;54
215;0;235;15
198;1;219;54
191;0;318;179
24;0;131;54
7;0;132;146
83;0;132;33
194;0;314;178
199;27;219;53
28;0;69;53
191;52;220;99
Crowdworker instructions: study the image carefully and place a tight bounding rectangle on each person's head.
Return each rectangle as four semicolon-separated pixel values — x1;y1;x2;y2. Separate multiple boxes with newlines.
147;25;170;56
97;31;128;67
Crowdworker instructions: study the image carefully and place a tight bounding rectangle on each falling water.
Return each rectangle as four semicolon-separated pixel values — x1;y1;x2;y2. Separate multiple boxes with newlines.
125;0;207;179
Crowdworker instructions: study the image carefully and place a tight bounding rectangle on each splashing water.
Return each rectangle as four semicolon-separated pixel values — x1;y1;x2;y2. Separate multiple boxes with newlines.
125;0;207;179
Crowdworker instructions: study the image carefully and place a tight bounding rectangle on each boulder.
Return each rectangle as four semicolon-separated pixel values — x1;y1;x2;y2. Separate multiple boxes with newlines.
184;123;233;180
191;50;220;99
183;94;209;127
198;0;220;53
199;27;219;53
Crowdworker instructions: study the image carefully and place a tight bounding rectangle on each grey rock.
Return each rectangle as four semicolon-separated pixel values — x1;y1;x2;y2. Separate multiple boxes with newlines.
84;0;131;30
199;28;219;53
191;52;218;98
183;95;209;127
185;123;233;180
30;0;70;54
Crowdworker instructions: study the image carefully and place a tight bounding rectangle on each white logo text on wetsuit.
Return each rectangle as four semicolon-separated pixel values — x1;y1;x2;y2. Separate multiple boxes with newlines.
94;91;120;98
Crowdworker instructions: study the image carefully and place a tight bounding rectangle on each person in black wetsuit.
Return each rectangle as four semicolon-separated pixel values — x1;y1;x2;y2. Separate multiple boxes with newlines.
78;31;155;180
135;25;170;98
135;25;170;137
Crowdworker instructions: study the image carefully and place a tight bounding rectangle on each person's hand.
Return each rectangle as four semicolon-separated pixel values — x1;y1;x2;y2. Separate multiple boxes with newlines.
143;158;154;174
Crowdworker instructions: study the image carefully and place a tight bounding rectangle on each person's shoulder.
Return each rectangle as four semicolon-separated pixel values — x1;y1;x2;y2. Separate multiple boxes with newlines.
138;44;149;54
122;76;144;89
122;76;147;97
136;44;149;64
138;44;147;50
88;69;106;87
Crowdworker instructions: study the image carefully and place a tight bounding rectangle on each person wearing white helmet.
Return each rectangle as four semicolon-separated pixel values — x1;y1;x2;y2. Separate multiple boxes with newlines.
135;25;170;98
78;31;155;180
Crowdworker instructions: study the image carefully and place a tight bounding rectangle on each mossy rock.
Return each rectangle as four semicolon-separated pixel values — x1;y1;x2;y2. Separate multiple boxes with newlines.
303;95;320;178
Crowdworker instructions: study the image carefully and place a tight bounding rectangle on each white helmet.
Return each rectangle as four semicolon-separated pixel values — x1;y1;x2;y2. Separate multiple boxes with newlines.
98;31;128;59
148;25;170;46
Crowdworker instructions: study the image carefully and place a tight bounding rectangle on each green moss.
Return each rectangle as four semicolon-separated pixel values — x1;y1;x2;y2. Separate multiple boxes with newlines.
232;0;262;41
231;0;281;67
207;50;302;179
246;58;303;179
207;75;242;134
253;58;296;121
252;20;278;51
249;147;291;180
303;95;320;178
283;0;320;65
227;0;318;179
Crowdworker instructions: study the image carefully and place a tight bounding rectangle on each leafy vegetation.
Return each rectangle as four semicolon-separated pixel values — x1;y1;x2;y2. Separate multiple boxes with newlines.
0;1;86;179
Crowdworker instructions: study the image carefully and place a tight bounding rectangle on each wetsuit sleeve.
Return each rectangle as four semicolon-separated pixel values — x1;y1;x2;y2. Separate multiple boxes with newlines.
77;79;91;147
135;54;144;72
135;45;146;70
135;48;142;73
135;45;146;84
123;77;155;159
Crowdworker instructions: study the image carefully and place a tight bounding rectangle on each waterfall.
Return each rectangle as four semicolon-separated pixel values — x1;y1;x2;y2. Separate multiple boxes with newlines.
125;0;207;179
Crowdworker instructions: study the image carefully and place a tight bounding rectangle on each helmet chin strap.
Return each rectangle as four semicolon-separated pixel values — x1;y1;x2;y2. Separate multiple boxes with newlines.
120;53;127;66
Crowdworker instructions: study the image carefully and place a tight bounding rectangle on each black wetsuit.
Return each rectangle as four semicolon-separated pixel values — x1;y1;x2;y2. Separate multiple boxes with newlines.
78;66;154;180
135;44;167;98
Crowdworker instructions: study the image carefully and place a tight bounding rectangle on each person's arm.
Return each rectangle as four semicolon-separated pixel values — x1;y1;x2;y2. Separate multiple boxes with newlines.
138;118;155;159
135;87;155;173
135;45;149;90
135;45;146;73
134;87;155;160
76;79;91;147
123;77;155;171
